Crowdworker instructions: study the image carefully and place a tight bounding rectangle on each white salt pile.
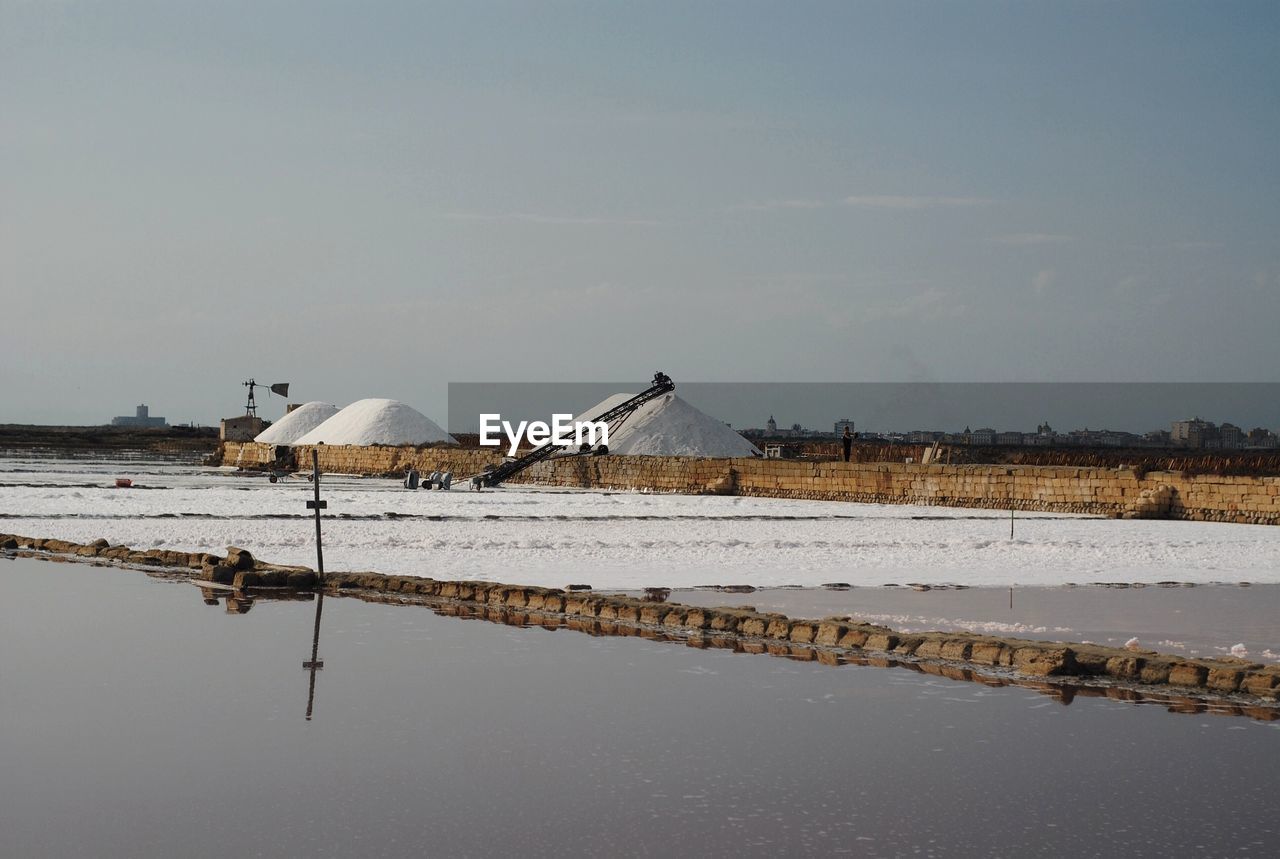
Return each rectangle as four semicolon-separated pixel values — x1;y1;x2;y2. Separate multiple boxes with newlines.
576;392;760;458
254;402;341;445
294;399;457;447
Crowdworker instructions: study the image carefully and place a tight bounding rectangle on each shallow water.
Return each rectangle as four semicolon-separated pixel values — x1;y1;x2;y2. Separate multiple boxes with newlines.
1;557;1275;857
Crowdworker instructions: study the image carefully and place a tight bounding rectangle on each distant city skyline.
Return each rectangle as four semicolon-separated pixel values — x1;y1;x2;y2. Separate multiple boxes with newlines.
446;382;1280;438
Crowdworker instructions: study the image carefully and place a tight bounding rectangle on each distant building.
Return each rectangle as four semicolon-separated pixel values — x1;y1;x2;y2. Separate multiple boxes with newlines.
969;427;996;445
220;415;266;442
834;418;855;436
111;404;167;428
995;431;1024;446
1247;427;1279;449
744;415;829;438
1172;417;1215;448
1219;423;1244;449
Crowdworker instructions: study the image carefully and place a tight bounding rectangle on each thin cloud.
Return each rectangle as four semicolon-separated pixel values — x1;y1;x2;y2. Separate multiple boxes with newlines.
842;195;995;210
993;233;1076;246
730;199;827;212
1168;240;1224;251
862;288;967;322
1033;270;1057;295
443;211;661;226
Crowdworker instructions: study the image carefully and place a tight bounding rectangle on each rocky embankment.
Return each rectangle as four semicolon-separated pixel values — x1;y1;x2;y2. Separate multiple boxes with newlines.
3;532;1278;706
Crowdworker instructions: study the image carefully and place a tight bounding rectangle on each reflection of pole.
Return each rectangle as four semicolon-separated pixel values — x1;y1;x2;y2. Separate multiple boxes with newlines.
305;592;325;720
304;448;328;720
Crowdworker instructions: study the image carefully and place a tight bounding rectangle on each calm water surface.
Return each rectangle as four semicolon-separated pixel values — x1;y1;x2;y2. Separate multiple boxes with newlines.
1;556;1275;858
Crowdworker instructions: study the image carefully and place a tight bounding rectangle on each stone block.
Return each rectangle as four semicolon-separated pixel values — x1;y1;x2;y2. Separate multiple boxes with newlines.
892;636;925;656
206;564;237;585
225;546;255;570
1241;670;1280;699
939;639;974;661
913;637;945;659
639;604;667;624
1206;667;1246;693
788;622;817;644
708;611;740;632
1104;656;1143;680
683;608;710;629
1168;663;1209;687
814;621;848;646
659;608;686;626
865;632;899;652
765;618;792;640
616;602;642;623
1011;646;1075;676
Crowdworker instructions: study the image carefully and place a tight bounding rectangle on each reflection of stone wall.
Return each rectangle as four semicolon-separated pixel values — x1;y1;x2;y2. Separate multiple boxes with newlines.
221;442;1280;525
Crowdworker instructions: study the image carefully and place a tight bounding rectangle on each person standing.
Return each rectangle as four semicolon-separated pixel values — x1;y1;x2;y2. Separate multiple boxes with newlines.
841;426;853;462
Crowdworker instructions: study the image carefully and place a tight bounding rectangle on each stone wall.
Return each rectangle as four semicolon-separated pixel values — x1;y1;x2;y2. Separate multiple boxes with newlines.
221;441;1280;525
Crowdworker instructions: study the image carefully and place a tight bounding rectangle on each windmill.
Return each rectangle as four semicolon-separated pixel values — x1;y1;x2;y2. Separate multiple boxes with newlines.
242;379;290;417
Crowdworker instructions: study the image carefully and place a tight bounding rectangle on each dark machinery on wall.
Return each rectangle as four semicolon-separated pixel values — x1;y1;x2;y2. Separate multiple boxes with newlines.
470;371;675;489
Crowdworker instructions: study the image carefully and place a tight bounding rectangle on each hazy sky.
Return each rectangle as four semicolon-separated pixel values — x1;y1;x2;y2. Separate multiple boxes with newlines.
3;1;1277;426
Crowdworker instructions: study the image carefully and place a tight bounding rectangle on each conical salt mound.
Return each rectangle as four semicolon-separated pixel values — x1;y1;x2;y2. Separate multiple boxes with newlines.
294;399;457;446
577;392;759;457
254;402;341;445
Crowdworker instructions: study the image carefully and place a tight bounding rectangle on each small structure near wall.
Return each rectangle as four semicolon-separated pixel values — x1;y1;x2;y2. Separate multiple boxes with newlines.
221;415;267;442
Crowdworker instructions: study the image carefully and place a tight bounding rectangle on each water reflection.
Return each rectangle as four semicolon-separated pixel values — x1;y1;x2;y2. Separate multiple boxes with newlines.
197;585;260;615
187;580;1279;723
196;584;325;719
303;592;325;721
4;556;1278;857
339;590;1280;723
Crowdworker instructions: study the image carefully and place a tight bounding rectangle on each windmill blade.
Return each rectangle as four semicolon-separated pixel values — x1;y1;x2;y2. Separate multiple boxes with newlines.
270;382;290;398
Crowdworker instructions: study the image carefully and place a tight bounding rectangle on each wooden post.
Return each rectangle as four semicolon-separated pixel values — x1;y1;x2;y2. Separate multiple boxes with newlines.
308;448;326;581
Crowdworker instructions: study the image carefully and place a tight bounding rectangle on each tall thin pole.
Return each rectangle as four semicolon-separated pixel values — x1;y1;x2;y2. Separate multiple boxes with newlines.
1009;469;1015;540
310;448;326;582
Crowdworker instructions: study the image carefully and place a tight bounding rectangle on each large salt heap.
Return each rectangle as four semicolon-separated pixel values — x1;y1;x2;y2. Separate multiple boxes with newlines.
254;402;341;445
577;392;760;458
293;399;457;446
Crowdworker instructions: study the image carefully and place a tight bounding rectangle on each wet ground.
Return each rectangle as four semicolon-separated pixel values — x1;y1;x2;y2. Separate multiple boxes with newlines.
2;556;1276;857
6;453;1280;591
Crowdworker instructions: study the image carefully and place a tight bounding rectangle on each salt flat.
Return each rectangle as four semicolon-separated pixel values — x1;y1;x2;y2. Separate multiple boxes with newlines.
4;456;1280;591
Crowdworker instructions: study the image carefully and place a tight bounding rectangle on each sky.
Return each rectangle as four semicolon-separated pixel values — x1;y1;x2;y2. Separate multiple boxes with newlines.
2;1;1277;427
